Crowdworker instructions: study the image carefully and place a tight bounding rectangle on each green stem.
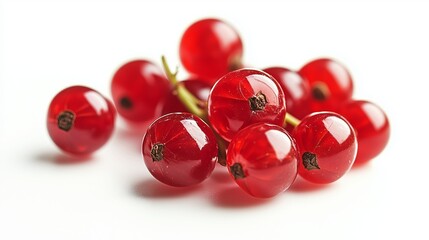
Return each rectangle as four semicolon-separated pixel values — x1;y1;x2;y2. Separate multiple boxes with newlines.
161;56;206;119
162;56;179;85
284;113;301;128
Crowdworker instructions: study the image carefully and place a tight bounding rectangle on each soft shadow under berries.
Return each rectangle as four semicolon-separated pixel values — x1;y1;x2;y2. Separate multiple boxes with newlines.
115;126;147;153
209;167;234;185
288;176;332;193
209;185;272;208
35;151;93;165
133;179;201;198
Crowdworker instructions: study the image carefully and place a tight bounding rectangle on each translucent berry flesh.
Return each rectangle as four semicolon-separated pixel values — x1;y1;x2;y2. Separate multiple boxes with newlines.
179;18;243;85
142;113;218;187
293;112;357;184
263;67;310;119
337;100;390;165
47;86;116;155
227;123;298;198
111;60;170;123
208;69;286;142
299;58;353;113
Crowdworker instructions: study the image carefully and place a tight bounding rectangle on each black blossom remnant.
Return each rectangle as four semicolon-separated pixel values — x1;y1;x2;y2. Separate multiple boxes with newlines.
58;111;75;132
302;152;320;170
249;91;267;111
312;83;330;101
151;143;165;161
230;163;246;179
120;97;133;109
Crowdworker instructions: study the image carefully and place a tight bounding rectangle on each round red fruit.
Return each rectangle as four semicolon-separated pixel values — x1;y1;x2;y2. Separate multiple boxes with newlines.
142;113;218;187
227;123;298;198
47;86;116;155
337;100;390;165
299;58;353;113
208;69;286;142
263;67;310;119
293;112;357;184
111;60;170;123
179;18;243;85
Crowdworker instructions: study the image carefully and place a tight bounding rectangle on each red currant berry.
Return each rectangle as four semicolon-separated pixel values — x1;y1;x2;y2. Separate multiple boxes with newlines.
161;78;211;115
263;67;310;119
111;60;170;123
142;113;218;187
299;58;353;113
293;112;357;184
47;86;116;155
227;123;298;198
337;100;390;165
208;69;286;142
179;18;243;85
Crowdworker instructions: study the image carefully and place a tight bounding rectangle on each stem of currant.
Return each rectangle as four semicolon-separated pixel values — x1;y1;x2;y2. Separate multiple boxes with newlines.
284;113;301;128
161;56;206;120
161;56;226;166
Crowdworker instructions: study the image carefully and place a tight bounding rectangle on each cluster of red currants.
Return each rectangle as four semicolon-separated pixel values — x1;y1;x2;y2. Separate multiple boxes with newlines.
47;18;390;198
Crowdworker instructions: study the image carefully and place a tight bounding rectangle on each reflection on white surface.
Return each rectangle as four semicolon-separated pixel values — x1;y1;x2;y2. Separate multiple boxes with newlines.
265;129;291;161
199;88;211;99
362;103;386;130
141;63;163;85
282;71;305;99
327;61;350;89
323;116;351;145
181;119;207;150
247;74;280;103
213;21;239;51
84;91;108;115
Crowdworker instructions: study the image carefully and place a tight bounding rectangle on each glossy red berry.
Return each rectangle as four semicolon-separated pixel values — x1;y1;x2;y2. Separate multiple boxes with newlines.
161;78;211;115
179;18;243;85
293;112;357;184
208;69;286;142
111;60;170;123
337;100;390;165
299;58;353;113
47;86;116;155
142;113;218;187
227;123;298;198
263;67;310;118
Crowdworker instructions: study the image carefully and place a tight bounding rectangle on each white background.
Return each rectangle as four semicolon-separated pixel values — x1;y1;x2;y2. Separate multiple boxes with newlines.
1;0;428;239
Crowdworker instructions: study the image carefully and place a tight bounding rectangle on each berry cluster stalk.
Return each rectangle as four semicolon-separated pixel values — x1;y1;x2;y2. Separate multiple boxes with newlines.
161;56;206;120
285;114;301;128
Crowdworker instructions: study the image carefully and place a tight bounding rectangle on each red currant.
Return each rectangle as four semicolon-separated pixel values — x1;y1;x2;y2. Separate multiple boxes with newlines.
179;18;243;85
292;112;357;184
161;78;211;115
337;100;390;165
299;58;353;113
111;60;170;124
47;86;116;155
227;123;298;198
208;69;286;142
142;113;218;187
263;67;310;118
